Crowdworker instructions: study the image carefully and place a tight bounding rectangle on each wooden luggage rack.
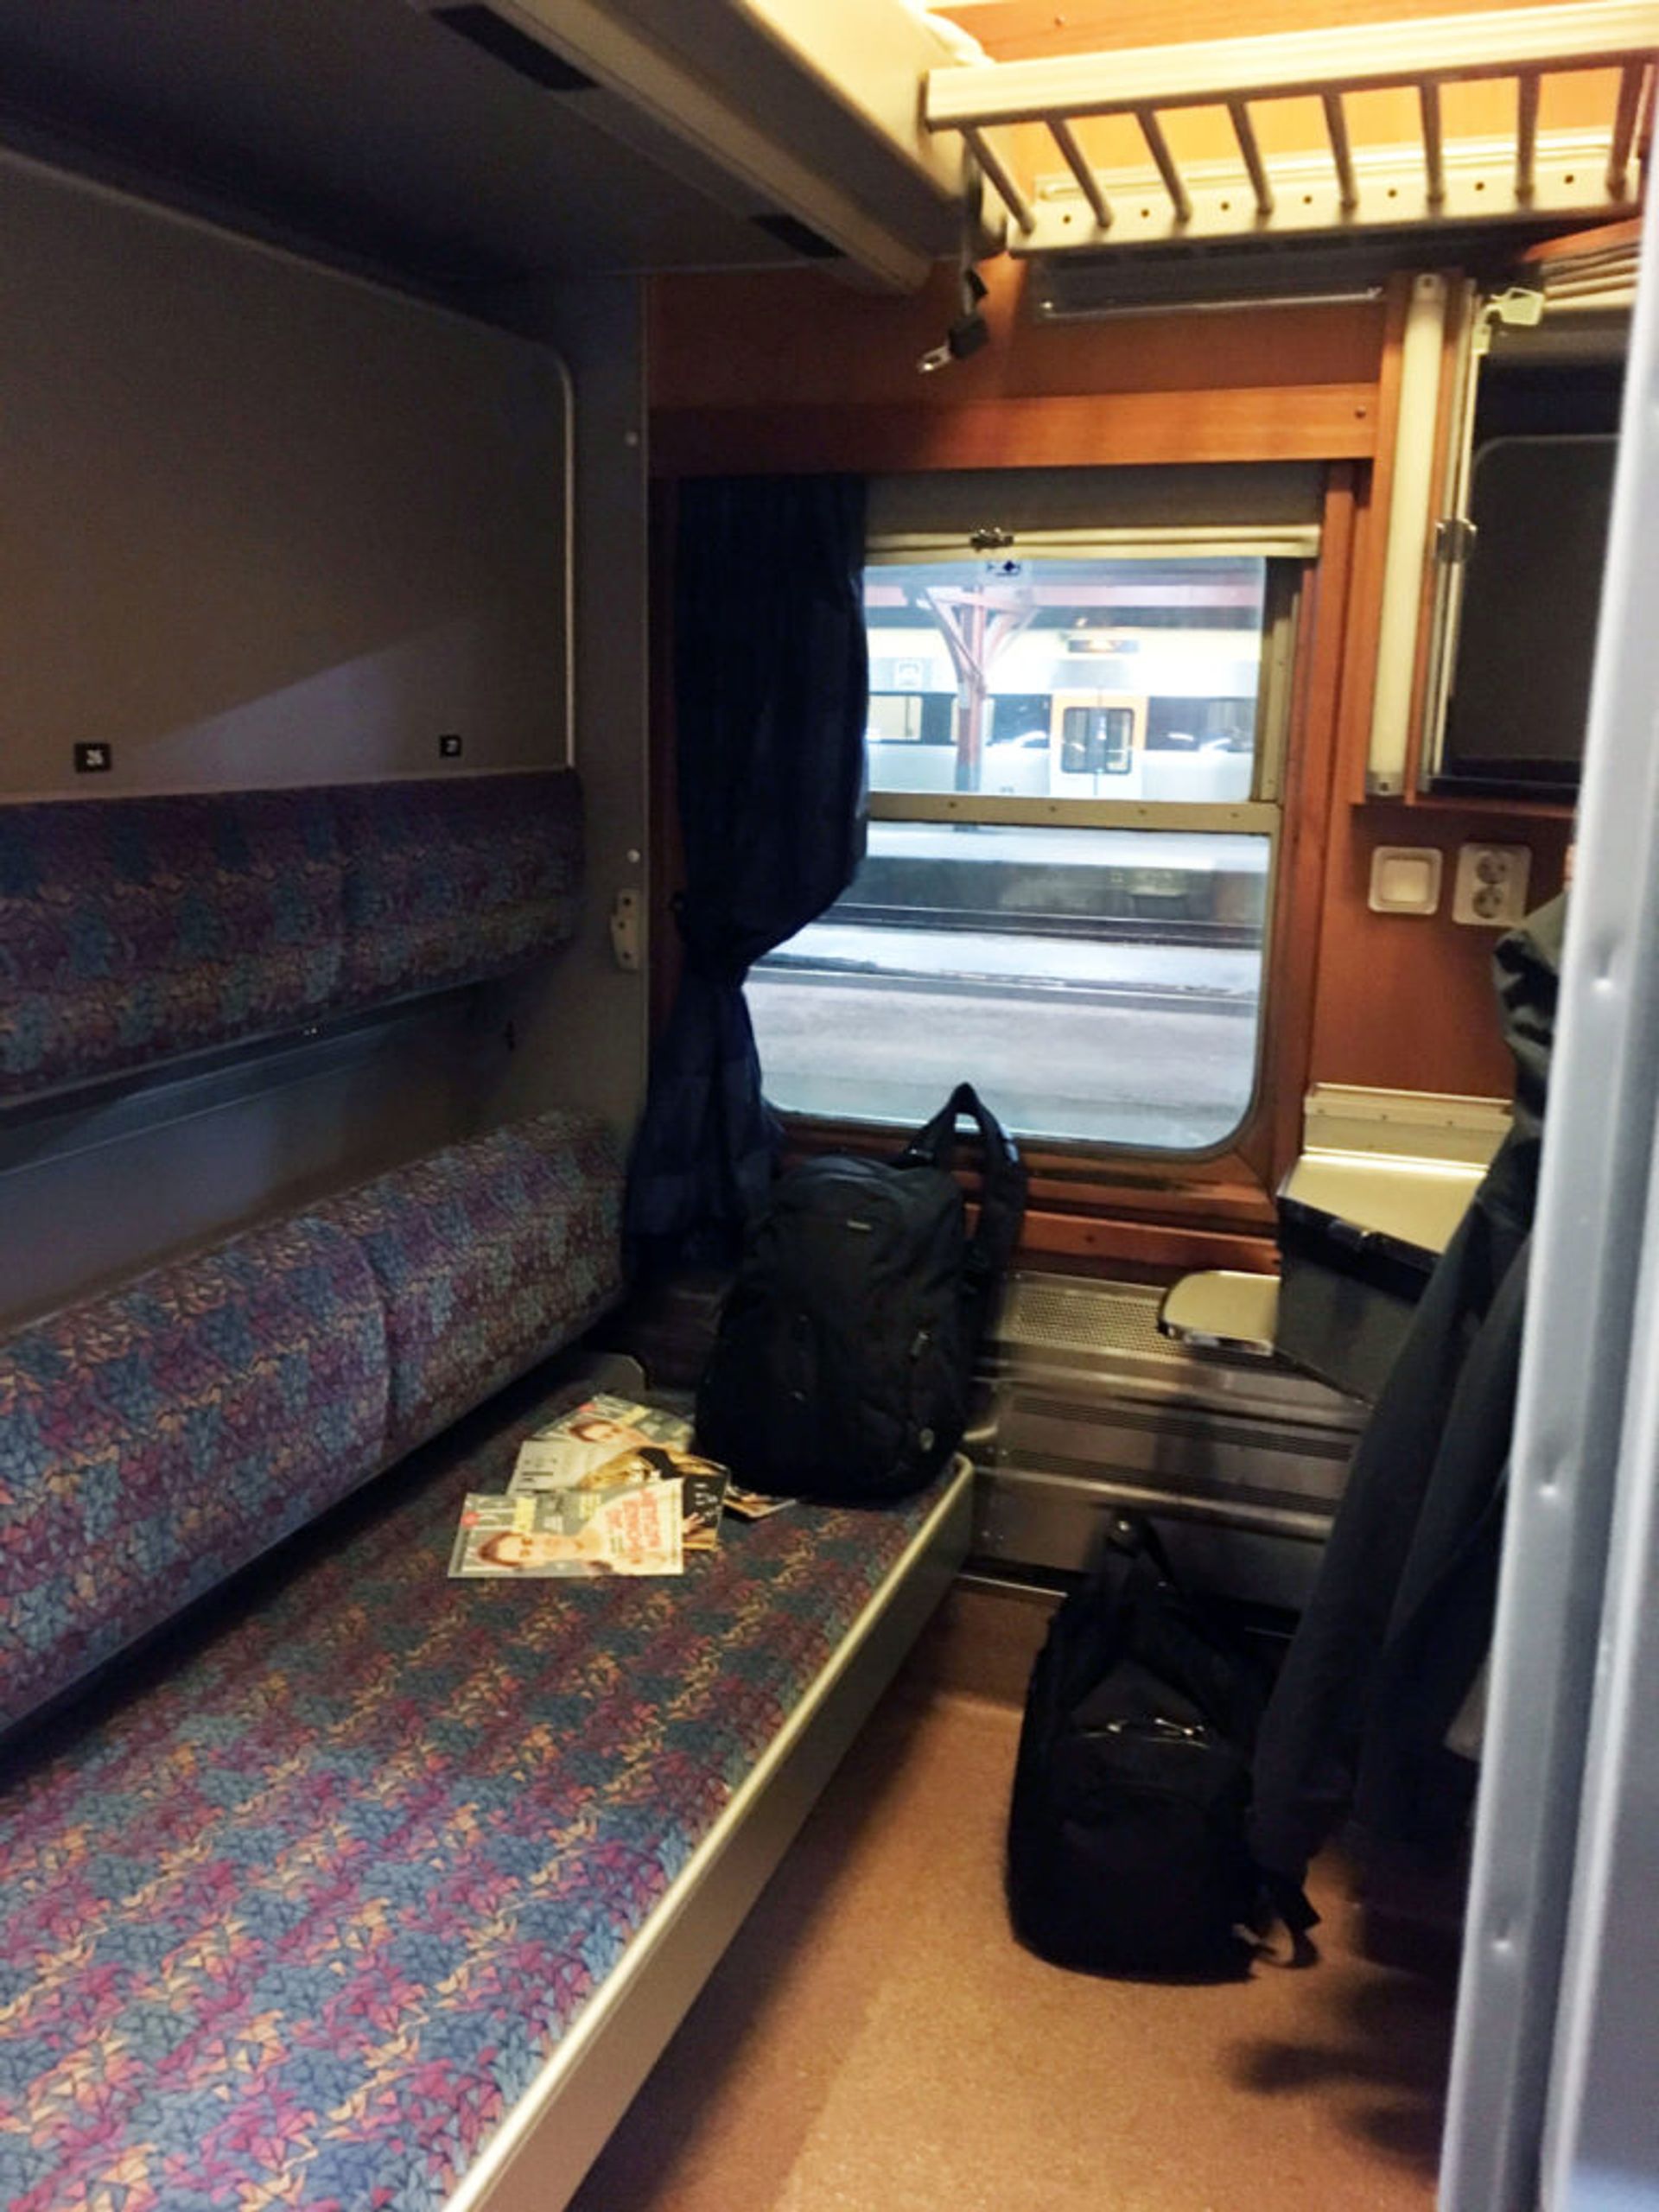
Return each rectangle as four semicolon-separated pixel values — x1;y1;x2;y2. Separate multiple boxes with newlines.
925;1;1659;252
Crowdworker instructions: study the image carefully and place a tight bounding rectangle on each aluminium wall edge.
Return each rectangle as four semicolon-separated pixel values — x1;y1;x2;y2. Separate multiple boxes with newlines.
1542;1007;1659;2202
1440;181;1659;2212
446;1458;976;2212
1534;189;1659;2209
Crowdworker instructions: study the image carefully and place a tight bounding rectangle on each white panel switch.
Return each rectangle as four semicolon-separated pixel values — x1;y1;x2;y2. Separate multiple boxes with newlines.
1369;845;1444;914
1453;844;1532;927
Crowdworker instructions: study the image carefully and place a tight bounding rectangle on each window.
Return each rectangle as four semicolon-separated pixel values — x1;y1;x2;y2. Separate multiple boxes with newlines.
1059;704;1135;777
747;509;1306;1155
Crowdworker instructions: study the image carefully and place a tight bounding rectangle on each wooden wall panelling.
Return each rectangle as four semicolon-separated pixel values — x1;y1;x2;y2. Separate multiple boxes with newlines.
652;387;1377;475
1307;799;1573;1096
938;0;1569;64
1017;1167;1277;1229
1024;1210;1281;1277
651;256;1384;479
650;256;1385;410
1518;216;1645;264
788;1116;1282;1230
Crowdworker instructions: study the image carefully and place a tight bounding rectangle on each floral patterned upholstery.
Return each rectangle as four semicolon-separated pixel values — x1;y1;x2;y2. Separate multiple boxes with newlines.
0;787;343;1097
0;772;582;1102
0;1109;623;1738
0;1217;387;1738
0;1384;947;2212
337;772;583;1010
314;1109;624;1455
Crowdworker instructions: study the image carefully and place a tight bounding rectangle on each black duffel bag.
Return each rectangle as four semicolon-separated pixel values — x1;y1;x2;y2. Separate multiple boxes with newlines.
695;1083;1026;1503
1007;1516;1279;1980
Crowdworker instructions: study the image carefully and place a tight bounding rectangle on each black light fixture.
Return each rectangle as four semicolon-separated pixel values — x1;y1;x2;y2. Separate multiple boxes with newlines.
918;264;990;372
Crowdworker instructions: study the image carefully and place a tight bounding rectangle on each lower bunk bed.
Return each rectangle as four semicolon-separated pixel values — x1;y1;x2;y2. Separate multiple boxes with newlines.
0;1357;972;2212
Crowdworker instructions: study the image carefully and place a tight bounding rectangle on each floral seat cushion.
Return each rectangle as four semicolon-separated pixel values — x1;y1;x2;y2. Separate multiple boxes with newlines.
0;1392;944;2212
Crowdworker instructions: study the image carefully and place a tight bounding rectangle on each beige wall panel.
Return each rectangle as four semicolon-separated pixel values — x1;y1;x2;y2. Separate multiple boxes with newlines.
474;275;652;1148
0;151;569;801
0;1006;488;1330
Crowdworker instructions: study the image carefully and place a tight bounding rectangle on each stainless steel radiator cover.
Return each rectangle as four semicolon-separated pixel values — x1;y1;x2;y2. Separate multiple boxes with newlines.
976;1273;1367;1608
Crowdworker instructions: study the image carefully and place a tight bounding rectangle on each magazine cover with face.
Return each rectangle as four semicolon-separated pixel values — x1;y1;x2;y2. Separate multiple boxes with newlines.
511;1427;730;1551
448;1482;683;1578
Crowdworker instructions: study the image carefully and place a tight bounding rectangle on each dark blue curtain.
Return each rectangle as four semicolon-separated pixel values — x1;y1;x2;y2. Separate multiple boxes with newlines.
625;474;868;1268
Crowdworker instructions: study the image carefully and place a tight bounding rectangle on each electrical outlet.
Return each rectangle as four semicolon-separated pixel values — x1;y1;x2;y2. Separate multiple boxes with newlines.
438;733;463;760
1453;843;1532;928
74;741;113;774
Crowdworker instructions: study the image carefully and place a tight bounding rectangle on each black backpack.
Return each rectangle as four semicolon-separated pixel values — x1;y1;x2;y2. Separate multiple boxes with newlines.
695;1083;1026;1503
1007;1517;1275;1980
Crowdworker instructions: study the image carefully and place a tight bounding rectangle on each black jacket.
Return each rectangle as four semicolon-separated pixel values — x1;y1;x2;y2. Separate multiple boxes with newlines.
1249;898;1565;1890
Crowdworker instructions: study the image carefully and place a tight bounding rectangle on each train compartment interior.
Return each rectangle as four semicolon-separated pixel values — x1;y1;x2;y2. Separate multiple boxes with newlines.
1;4;1656;2210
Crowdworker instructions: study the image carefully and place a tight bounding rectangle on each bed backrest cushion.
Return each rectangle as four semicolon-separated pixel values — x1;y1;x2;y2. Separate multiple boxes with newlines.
0;1217;388;1736
0;771;582;1103
313;1108;624;1455
0;787;343;1098
0;1104;623;1738
336;772;583;1010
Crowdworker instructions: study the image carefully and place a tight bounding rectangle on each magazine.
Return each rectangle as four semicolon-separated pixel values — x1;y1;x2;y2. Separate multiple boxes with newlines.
665;1456;730;1553
510;1427;730;1551
722;1483;794;1522
531;1391;694;1450
448;1483;683;1579
505;1395;657;1486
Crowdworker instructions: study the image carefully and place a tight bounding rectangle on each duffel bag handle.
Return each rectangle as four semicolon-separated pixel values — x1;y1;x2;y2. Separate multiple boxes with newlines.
897;1082;1027;1300
1101;1508;1180;1589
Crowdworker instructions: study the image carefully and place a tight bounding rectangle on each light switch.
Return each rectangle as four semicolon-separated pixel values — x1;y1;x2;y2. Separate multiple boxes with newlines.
1369;845;1444;915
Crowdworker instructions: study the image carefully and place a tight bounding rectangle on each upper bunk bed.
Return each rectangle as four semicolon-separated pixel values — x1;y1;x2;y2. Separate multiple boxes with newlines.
0;0;979;292
0;0;1644;305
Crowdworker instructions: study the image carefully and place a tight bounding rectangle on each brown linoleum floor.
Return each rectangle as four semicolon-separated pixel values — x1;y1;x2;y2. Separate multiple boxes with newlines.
569;1590;1456;2212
